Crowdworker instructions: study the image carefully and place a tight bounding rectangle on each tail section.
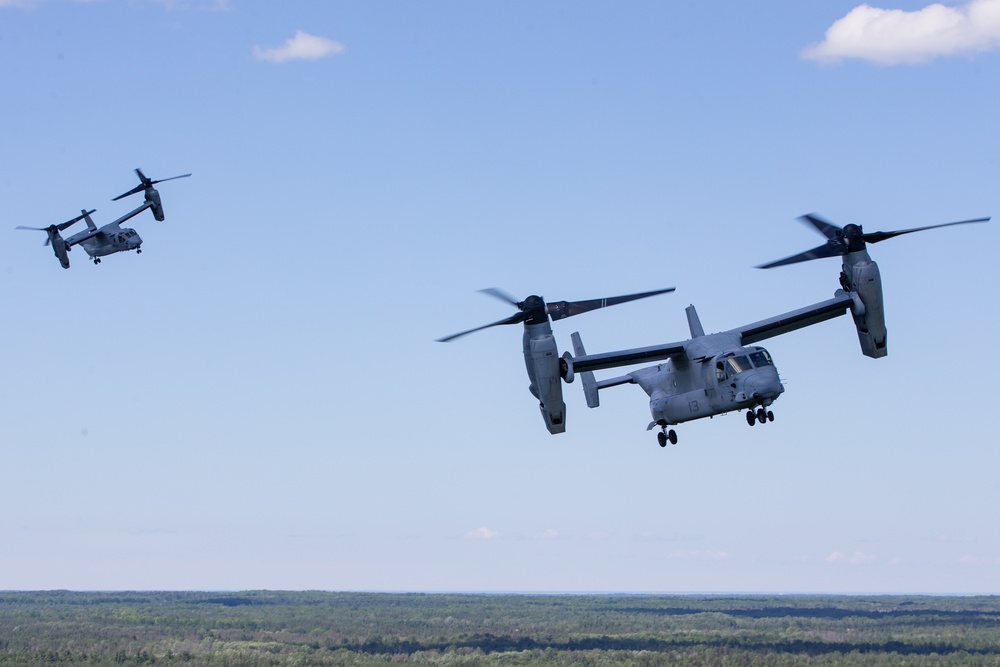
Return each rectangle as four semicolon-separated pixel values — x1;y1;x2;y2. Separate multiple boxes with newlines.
686;305;705;338
81;209;97;231
571;332;600;408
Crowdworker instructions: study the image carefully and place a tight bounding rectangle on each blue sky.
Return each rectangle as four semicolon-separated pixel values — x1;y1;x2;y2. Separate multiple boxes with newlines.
1;0;998;594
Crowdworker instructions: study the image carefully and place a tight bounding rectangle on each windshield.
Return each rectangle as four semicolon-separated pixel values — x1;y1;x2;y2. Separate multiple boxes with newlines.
725;355;753;376
749;349;773;367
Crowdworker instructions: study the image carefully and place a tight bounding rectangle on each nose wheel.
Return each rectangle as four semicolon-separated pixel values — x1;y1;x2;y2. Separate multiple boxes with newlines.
656;428;678;447
746;408;774;426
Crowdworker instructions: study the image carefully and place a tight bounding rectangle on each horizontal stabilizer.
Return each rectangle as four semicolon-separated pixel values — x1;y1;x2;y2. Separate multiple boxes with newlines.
572;341;686;374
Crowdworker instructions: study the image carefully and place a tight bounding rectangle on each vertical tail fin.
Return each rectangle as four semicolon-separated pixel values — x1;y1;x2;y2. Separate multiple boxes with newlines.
81;209;97;231
571;332;600;408
686;305;705;338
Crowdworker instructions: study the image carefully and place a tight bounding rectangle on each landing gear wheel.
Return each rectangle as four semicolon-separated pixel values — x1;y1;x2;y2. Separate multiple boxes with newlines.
746;410;756;426
757;408;767;424
93;258;101;265
767;411;774;422
667;429;677;445
657;432;667;447
136;248;142;254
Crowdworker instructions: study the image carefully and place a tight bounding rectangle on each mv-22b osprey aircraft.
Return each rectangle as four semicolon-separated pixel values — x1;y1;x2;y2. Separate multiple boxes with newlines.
439;213;987;446
16;169;190;268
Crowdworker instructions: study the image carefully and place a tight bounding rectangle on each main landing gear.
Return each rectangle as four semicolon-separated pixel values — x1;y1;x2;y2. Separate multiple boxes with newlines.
746;407;774;426
93;257;101;265
656;426;678;447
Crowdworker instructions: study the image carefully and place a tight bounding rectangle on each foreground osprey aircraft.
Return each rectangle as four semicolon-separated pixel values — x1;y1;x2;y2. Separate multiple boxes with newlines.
439;213;987;446
16;169;190;268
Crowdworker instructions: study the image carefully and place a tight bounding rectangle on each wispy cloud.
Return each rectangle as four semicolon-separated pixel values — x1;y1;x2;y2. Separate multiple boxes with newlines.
958;554;998;565
826;550;877;565
803;0;1000;65
466;526;499;540
634;531;682;542
254;30;345;64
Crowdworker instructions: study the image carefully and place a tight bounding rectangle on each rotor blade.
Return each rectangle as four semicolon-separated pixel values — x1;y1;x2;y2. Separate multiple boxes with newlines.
151;173;191;185
547;287;675;321
756;241;846;269
799;213;843;241
436;312;529;342
862;217;990;244
57;209;96;231
112;185;145;201
15;207;94;244
112;173;191;201
478;287;521;307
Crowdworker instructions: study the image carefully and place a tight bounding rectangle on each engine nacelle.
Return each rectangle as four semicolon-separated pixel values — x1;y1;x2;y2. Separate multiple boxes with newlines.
845;259;887;358
51;234;71;269
524;332;566;434
145;187;165;221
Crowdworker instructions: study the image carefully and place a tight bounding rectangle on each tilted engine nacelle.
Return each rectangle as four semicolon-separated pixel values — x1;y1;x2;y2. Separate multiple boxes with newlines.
523;330;566;434
843;258;887;358
51;233;71;269
145;187;165;221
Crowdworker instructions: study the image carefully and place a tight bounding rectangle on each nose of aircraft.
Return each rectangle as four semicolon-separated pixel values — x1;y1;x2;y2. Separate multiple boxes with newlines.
747;367;784;401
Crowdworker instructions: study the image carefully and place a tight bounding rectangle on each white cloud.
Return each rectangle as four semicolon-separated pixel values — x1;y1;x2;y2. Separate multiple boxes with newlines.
803;0;1000;65
826;550;877;565
958;554;997;565
466;526;499;540
254;30;345;64
537;529;559;539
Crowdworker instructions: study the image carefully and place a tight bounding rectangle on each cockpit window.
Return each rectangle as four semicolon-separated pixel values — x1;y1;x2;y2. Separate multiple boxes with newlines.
749;349;773;367
725;355;753;376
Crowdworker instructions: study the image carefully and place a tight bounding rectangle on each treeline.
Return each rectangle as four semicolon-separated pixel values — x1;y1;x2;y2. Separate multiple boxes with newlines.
0;592;998;665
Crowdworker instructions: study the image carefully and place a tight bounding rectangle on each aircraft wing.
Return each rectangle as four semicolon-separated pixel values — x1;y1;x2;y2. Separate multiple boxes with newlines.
106;201;153;228
570;341;687;374
570;292;855;374
733;292;855;345
65;228;105;247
